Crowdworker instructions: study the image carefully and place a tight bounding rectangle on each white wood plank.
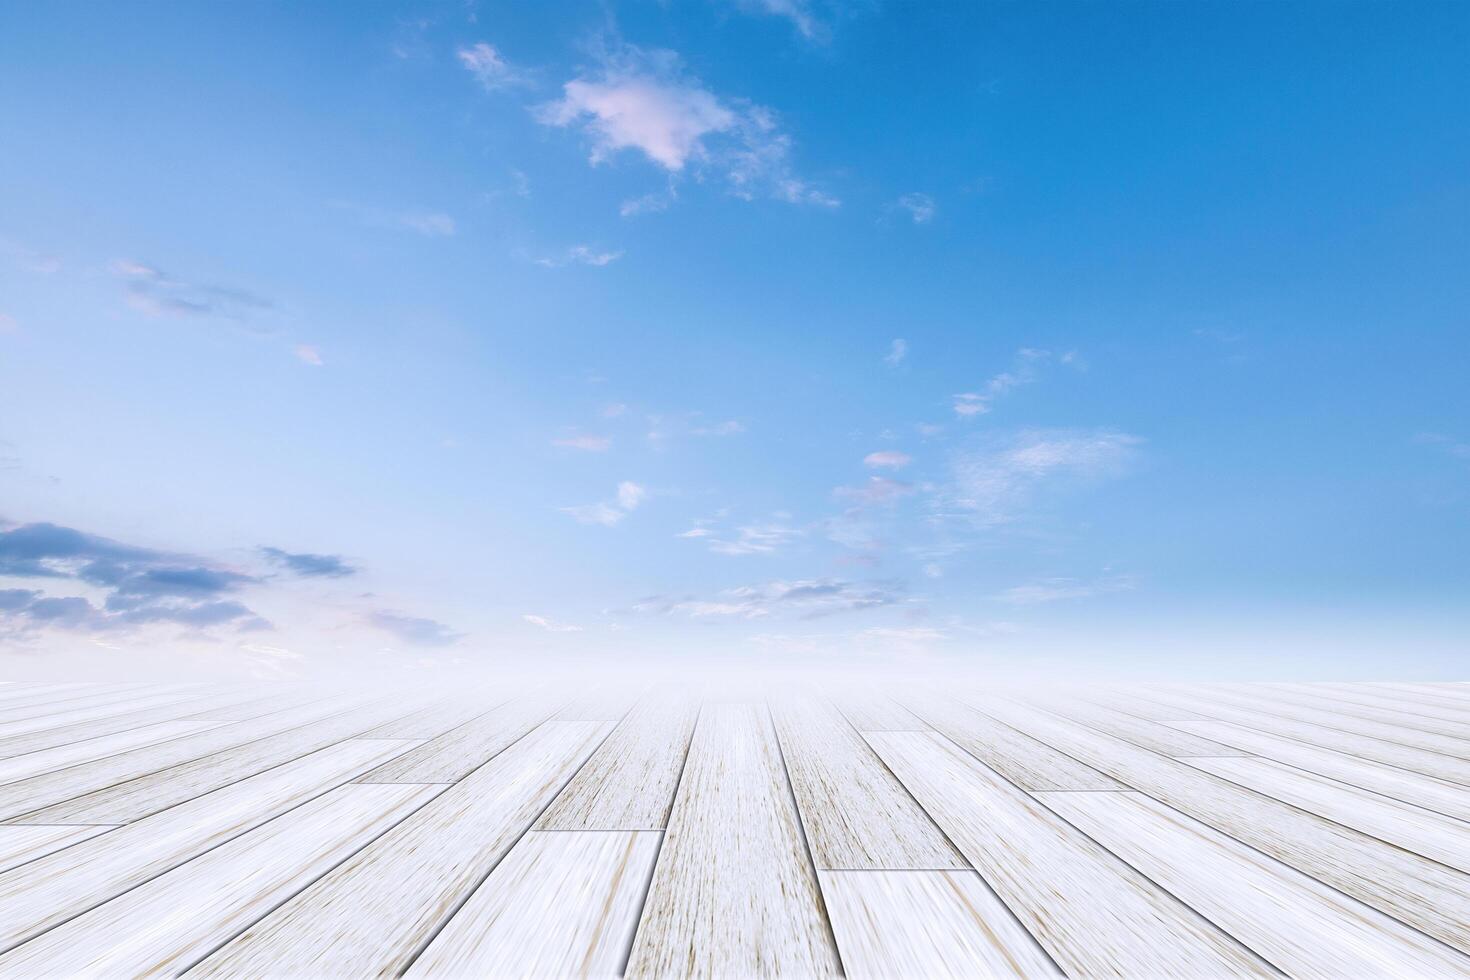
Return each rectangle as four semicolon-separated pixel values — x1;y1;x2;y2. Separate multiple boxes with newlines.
0;684;101;709
408;830;660;979
537;696;697;830
866;731;1269;977
0;825;111;874
625;703;842;979
1040;790;1470;978
0;689;285;761
0;737;420;951
1187;755;1470;874
356;695;563;783
357;693;506;739
188;716;615;978
906;697;1123;790
0;693;300;786
819;870;1059;979
1120;686;1470;787
968;695;1470;955
830;692;929;731
1108;696;1470;824
1220;683;1470;741
1283;683;1470;726
1042;697;1249;757
1173;684;1470;759
0;687;210;740
772;697;965;870
0;694;385;823
0;783;442;977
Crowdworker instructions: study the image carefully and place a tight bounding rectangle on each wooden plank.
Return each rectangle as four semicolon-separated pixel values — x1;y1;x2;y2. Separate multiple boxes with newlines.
968;695;1470;955
407;830;659;979
1283;683;1470;725
357;694;506;739
188;716;615;978
866;731;1269;976
0;825;111;874
0;783;442;977
830;692;929;731
537;696;697;830
1173;685;1470;759
819;870;1059;979
1040;790;1470;978
1187;756;1470;874
355;695;562;783
1043;697;1249;757
1113;687;1470;787
0;688;285;761
906;697;1123;790
772;697;965;870
0;737;420;951
0;684;99;708
0;694;384;823
1221;683;1470;741
0;693;297;786
625;704;842;979
0;686;210;740
1108;696;1470;823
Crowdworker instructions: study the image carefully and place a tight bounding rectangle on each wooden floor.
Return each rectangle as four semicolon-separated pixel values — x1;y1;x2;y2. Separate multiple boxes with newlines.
0;680;1468;977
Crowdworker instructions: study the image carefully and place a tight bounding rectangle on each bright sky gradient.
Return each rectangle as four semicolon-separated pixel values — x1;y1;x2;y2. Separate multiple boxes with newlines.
2;2;1468;680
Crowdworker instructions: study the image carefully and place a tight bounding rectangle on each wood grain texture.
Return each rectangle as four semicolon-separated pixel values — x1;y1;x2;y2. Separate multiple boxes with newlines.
1187;755;1470;874
1275;683;1470;726
866;731;1270;977
1110;696;1470;823
188;717;614;978
0;783;442;978
1213;683;1470;741
0;694;386;824
1119;687;1470;787
537;696;697;830
0;825;111;874
0;686;209;740
625;703;842;980
1043;697;1248;757
830;693;929;731
408;830;660;979
971;695;1470;955
905;697;1124;790
1040;790;1470;978
820;870;1058;979
0;737;420;951
772;697;965;870
356;695;564;783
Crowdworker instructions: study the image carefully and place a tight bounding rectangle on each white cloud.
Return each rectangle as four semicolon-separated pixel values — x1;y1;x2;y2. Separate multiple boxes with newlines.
601;403;628;418
536;43;834;207
553;434;611;451
331;203;456;238
532;245;623;268
834;476;914;506
896;193;936;224
399;212;456;237
990;576;1136;605
691;420;745;437
707;523;802;556
1415;432;1470;460
522;613;583;632
885;338;908;366
620;187;677;217
0;313;16;334
457;42;527;91
952;348;1050;418
560;502;626;527
616;481;646;510
741;0;826;39
294;344;323;366
634;578;901;619
943;428;1142;526
863;450;912;469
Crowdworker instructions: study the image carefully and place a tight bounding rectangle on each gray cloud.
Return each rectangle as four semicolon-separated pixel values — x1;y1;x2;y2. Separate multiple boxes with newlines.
367;610;462;646
111;260;274;326
260;547;357;578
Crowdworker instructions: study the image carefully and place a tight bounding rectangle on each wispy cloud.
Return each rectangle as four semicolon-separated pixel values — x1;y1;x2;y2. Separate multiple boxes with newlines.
456;42;528;91
531;245;623;268
367;610;462;646
259;547;356;578
941;428;1142;526
884;338;908;366
553;434;612;451
522;613;583;632
952;347;1051;418
0;313;16;335
990;575;1137;605
331;203;455;238
895;192;936;224
834;476;915;506
620;187;677;217
562;481;647;527
294;344;323;366
111;260;274;325
863;450;912;470
1415;432;1470;460
536;41;836;208
633;577;902;620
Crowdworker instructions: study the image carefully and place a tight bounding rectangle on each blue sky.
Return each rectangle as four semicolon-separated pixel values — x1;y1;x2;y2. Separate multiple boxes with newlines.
1;1;1467;679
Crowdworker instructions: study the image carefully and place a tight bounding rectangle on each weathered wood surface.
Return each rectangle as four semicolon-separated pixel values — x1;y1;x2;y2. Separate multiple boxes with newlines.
0;681;1463;977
